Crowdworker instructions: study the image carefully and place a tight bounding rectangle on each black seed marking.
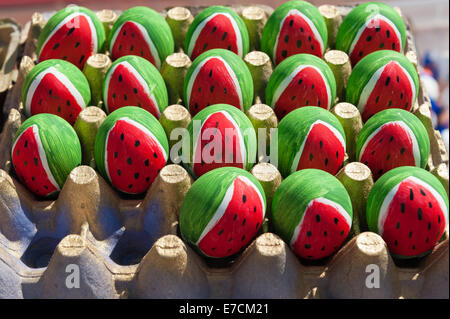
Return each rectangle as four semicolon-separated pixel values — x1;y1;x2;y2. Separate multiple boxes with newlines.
134;172;139;179
209;69;212;77
324;231;327;237
341;230;344;236
394;240;398;246
119;44;122;50
316;214;320;222
198;87;201;92
306;100;310;105
134;88;138;94
123;94;127;101
291;95;296;101
130;45;134;51
118;74;123;82
24;140;28;148
378;169;383;176
397;75;400;83
392;43;396;50
364;161;368;165
311;45;314;50
379;42;385;48
127;157;132;165
334;218;339;225
385;77;391;86
405;102;409;109
376;26;381;32
300;27;304;32
144;159;149;166
289;19;294;27
429;202;432;208
307;231;312;237
297;40;302;48
428;221;432;230
256;222;259;229
210;86;214;93
409;230;413;238
67;27;75;36
400;92;404;99
228;237;232;242
418;208;423;220
128;184;133;189
388;100;392;107
386;154;391;161
284;35;289;43
241;235;246;241
254;206;256;213
112;93;116;99
224;87;227;94
123;30;126;36
312;84;315;90
386;30;390;38
194;103;198;109
140;49;144;56
305;244;311;249
319;140;323;148
57;106;61;112
117;169;121;176
282;50;287;58
211;247;216;251
131;33;135;38
359;51;363;57
203;43;209;51
79;55;85;64
34;157;38;166
32;177;35;181
135;140;140;147
409;188;414;200
321;246;325;251
114;152;118;158
146;177;150;182
366;35;372;41
218;229;224;236
390;136;394;142
400;203;405;213
396;222;400;229
242;218;246;226
426;237;429;243
379;138;383;143
420;189;426;196
52;43;60;50
212;26;217;33
222;32;228;40
412;245;415;250
438;215;441;224
153;152;158;158
336;151;339;159
318;101;321;107
298;79;303;85
233;214;237;221
401;148;406;155
49;89;52;95
24;161;27;166
308;36;312;42
309;153;313;161
325;158;329;166
227;248;232;253
375;96;380;103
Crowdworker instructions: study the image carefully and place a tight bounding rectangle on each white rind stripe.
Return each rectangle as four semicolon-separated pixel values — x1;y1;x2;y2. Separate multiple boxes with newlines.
11;125;60;191
109;21;161;69
188;13;243;57
25;67;86;116
273;9;325;59
186;56;243;110
196;175;266;245
290;120;346;173
104;117;168;183
349;14;403;57
192;110;247;170
39;12;98;58
103;61;160;116
290;197;352;248
358;121;421;167
357;61;416;114
271;64;331;109
378;176;449;235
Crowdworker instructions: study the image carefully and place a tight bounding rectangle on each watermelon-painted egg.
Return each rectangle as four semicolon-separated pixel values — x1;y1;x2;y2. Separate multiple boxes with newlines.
346;50;419;122
185;6;249;60
266;54;336;120
108;6;174;69
184;49;253;116
11;114;82;197
277;107;346;177
102;55;168;118
367;166;449;258
182;104;257;179
37;6;105;69
356;109;429;180
261;1;328;65
272;169;353;260
22;59;91;125
180;167;266;258
336;2;406;66
94;106;169;194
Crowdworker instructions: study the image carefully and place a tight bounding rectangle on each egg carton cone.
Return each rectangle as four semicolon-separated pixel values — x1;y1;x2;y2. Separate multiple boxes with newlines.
0;4;448;299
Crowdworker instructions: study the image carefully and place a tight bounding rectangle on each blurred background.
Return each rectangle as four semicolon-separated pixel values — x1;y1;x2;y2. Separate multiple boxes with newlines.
0;0;448;150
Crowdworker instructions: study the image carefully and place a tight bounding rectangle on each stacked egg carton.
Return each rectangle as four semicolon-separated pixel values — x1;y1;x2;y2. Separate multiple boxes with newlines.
0;4;448;299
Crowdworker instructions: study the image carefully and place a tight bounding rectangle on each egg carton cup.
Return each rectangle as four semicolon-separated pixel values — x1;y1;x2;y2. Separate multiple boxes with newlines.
0;4;448;299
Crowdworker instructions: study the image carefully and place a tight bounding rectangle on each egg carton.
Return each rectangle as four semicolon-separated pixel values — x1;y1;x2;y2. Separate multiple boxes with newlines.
0;3;448;299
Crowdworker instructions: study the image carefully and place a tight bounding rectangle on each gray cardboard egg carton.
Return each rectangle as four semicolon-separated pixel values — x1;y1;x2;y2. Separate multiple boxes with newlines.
0;4;448;299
